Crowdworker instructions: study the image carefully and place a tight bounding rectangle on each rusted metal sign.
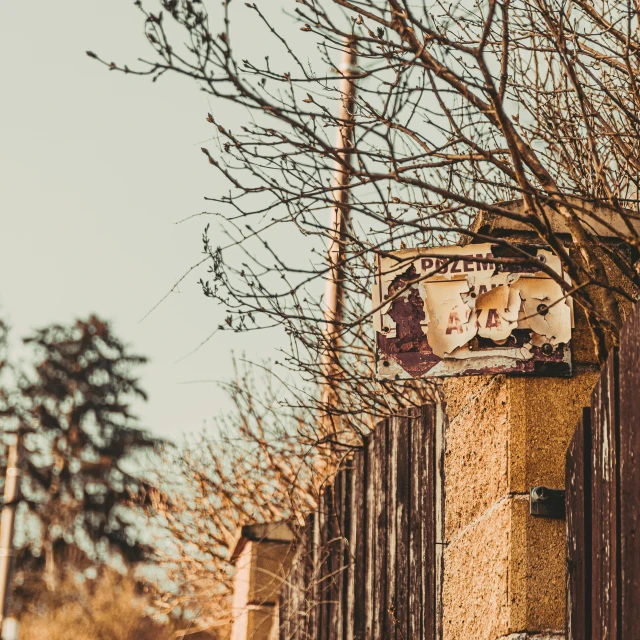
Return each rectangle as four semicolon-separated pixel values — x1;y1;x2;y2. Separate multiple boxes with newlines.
373;243;573;378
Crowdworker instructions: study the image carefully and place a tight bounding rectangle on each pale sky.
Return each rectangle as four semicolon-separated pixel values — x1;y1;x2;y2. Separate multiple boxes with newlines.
0;1;298;439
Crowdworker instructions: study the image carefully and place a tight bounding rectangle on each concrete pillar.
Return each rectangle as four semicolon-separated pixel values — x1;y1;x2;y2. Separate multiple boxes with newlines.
442;369;597;639
230;522;294;640
439;205;635;640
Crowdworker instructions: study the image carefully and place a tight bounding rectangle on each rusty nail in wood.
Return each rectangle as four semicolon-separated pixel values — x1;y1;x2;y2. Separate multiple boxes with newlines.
541;343;553;356
537;303;549;316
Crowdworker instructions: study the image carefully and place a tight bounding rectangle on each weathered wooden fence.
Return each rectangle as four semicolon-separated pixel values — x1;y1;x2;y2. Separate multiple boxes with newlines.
278;405;444;640
566;303;640;639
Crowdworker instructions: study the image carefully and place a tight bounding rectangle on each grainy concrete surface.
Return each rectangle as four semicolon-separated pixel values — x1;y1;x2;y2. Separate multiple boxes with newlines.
496;634;565;640
444;375;510;539
509;499;567;632
443;498;511;640
442;365;596;638
509;371;600;492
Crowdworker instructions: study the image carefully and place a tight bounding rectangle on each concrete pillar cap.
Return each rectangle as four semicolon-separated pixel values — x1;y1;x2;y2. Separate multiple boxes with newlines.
229;521;294;564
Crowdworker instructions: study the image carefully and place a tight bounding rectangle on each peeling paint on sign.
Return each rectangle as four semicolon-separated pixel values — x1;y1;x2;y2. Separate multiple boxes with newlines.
373;243;573;379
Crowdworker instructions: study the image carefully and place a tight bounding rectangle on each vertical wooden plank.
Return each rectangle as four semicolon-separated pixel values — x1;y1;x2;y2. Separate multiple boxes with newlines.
386;416;398;640
423;404;437;640
297;529;310;640
339;465;351;640
591;361;604;640
618;304;640;639
314;496;326;640
566;407;592;640
409;408;425;640
282;560;293;640
364;432;376;640
284;539;301;640
328;475;338;640
297;530;309;640
290;555;300;640
319;486;333;640
434;403;446;640
614;350;622;640
607;349;619;640
373;419;389;640
328;469;345;640
350;448;367;640
591;351;618;640
395;415;410;640
345;460;356;640
309;512;319;640
292;535;308;640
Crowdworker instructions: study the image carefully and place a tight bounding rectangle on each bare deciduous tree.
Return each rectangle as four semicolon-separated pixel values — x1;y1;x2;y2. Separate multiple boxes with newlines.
94;0;640;372
145;360;322;632
92;0;640;626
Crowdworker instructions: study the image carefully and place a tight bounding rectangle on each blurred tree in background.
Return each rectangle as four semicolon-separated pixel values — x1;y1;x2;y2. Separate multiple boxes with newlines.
0;314;284;638
145;358;320;632
85;0;640;627
18;315;160;592
0;316;183;636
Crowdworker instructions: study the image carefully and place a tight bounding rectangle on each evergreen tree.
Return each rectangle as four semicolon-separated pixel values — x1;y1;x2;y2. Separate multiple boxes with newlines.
18;315;160;589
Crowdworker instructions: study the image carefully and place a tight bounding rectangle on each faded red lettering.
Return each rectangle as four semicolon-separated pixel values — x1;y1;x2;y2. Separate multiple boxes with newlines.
463;259;474;272
450;260;462;274
485;308;502;329
478;283;498;296
422;258;434;270
477;253;493;270
445;311;464;334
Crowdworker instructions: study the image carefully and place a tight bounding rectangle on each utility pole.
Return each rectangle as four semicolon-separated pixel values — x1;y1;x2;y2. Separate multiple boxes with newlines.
0;437;22;634
321;39;357;436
